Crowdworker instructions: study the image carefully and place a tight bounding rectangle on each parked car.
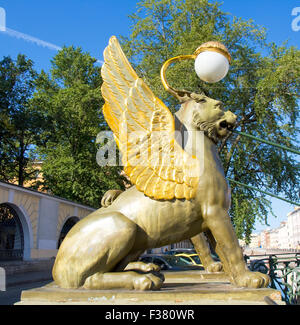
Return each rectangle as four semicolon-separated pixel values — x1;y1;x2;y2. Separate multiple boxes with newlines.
175;253;203;266
139;254;204;271
164;248;196;255
164;248;220;263
210;252;220;262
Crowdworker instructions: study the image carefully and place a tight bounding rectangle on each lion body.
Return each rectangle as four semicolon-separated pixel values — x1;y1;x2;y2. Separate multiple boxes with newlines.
52;97;270;290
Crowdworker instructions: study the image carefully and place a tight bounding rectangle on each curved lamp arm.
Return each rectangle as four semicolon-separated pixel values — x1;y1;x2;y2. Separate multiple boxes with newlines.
160;54;196;102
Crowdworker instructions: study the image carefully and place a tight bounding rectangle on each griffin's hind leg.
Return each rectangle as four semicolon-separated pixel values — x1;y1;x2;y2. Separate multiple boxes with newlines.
191;233;223;272
53;211;138;289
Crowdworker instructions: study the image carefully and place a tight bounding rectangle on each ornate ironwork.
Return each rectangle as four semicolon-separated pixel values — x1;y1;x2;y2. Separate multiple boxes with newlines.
246;253;300;304
0;204;24;260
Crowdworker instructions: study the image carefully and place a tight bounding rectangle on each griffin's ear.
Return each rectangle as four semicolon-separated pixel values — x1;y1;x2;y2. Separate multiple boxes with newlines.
176;89;192;103
190;92;209;102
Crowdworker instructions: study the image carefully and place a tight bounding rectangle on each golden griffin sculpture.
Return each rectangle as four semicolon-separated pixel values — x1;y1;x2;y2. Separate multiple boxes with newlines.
52;36;270;290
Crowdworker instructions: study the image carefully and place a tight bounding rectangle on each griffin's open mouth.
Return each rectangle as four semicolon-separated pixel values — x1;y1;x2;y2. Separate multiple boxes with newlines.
216;116;237;139
219;120;234;131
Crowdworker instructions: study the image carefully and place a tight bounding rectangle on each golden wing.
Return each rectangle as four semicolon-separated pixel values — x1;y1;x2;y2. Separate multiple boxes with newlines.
101;36;200;200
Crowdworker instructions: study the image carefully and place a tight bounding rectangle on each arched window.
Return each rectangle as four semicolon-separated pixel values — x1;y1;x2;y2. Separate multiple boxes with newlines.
0;203;24;260
57;217;79;249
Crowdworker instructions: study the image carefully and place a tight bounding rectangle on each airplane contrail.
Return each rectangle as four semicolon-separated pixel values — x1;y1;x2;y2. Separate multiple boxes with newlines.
5;27;62;51
2;27;103;64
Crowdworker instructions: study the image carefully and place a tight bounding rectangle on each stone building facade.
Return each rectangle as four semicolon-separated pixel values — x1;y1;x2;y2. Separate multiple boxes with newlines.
249;207;300;250
0;181;94;261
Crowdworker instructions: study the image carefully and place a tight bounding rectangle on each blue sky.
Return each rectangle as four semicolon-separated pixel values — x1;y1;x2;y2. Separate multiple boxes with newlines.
0;0;299;232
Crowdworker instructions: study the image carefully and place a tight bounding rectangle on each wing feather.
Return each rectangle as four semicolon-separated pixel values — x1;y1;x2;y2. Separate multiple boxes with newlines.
101;36;200;200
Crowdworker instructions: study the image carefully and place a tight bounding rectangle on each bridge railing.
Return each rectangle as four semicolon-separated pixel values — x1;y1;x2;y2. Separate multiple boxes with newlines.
244;252;300;304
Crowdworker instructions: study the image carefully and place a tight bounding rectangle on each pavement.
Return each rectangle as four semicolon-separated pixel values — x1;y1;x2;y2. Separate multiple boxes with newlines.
5;270;53;288
0;279;53;305
0;269;53;305
0;258;54;305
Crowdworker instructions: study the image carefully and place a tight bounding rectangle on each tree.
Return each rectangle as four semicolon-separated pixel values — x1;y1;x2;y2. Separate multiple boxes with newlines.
0;54;42;186
31;46;127;208
119;0;300;242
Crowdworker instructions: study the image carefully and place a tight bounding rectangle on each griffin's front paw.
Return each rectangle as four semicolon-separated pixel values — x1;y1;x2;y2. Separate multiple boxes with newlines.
233;271;270;288
132;273;164;290
125;261;161;273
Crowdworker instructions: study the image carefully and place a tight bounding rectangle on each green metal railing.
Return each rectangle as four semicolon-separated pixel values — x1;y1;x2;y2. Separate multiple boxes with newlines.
232;130;300;156
228;179;300;206
245;253;300;304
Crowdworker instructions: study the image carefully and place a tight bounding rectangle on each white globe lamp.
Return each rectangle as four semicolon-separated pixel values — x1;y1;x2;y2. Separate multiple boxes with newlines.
160;41;231;100
194;41;231;83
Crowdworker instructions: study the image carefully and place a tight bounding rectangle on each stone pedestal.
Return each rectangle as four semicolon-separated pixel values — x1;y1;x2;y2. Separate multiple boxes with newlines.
16;271;283;305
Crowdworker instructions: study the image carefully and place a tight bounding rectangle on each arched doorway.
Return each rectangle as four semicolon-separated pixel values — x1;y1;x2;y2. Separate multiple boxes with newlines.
0;203;24;260
57;216;79;249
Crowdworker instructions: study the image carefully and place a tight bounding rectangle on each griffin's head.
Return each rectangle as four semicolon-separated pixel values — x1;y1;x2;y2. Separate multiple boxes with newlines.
176;92;237;144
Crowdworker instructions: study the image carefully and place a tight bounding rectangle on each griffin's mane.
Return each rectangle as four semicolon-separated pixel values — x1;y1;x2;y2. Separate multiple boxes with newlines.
181;92;220;145
194;119;219;144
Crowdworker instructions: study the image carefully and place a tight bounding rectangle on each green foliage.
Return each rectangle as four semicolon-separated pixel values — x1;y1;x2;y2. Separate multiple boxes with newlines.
31;46;127;208
120;0;300;242
0;54;42;185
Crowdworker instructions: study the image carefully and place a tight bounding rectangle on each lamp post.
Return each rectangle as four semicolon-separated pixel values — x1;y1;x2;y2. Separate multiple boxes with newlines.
160;41;231;100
